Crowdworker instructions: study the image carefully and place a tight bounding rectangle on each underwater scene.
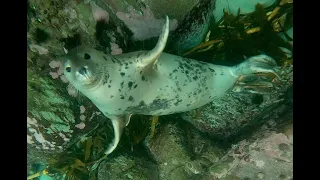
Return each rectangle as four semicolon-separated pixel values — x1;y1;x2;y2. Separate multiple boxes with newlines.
27;0;293;179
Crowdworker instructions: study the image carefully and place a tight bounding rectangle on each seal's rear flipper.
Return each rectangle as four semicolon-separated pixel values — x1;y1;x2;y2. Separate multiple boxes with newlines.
231;54;280;94
104;116;126;155
138;16;169;69
232;55;280;79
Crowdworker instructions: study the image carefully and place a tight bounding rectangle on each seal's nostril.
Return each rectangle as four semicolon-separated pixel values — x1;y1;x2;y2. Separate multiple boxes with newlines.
84;53;91;60
66;67;71;72
79;67;87;75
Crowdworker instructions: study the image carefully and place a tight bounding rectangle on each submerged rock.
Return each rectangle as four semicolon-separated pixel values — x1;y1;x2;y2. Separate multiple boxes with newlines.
204;112;293;179
144;121;226;180
28;0;97;55
97;153;159;180
27;66;110;174
168;0;214;55
143;109;292;180
145;122;191;179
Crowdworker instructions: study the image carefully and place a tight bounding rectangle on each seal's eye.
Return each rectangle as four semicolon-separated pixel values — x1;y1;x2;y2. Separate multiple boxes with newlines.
84;53;91;60
66;67;71;72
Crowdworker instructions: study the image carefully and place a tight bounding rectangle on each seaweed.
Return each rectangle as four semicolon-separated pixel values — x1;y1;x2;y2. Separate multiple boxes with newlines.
183;1;293;66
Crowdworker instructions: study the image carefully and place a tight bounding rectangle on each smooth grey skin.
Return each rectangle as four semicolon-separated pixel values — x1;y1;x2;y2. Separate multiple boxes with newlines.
63;16;279;156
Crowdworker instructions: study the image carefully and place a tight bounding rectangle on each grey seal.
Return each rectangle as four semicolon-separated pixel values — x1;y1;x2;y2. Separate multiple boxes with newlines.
63;16;279;155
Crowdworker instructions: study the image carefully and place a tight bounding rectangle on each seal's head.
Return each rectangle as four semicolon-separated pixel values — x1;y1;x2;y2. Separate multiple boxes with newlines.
63;47;105;90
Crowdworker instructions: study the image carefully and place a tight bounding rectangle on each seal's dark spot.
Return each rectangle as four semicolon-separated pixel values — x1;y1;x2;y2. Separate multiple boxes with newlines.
120;81;124;88
110;95;114;98
126;99;172;114
193;76;198;81
66;67;71;72
103;74;109;85
120;95;124;99
128;96;134;102
108;85;111;88
141;76;146;81
140;71;142;74
133;84;138;89
103;56;108;61
120;72;125;77
139;101;146;107
174;99;182;106
128;82;133;89
208;68;215;72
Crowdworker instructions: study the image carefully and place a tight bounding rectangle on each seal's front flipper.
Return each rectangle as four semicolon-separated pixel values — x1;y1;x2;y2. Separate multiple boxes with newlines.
104;116;127;155
138;16;169;69
91;115;131;169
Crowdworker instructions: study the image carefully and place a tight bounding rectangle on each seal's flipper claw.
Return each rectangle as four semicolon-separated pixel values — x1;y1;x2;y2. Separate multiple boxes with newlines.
138;16;170;69
232;54;280;80
125;114;133;127
233;81;275;94
104;116;126;155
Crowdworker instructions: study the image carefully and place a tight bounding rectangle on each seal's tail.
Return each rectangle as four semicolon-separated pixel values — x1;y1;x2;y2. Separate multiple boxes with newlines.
230;54;280;94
